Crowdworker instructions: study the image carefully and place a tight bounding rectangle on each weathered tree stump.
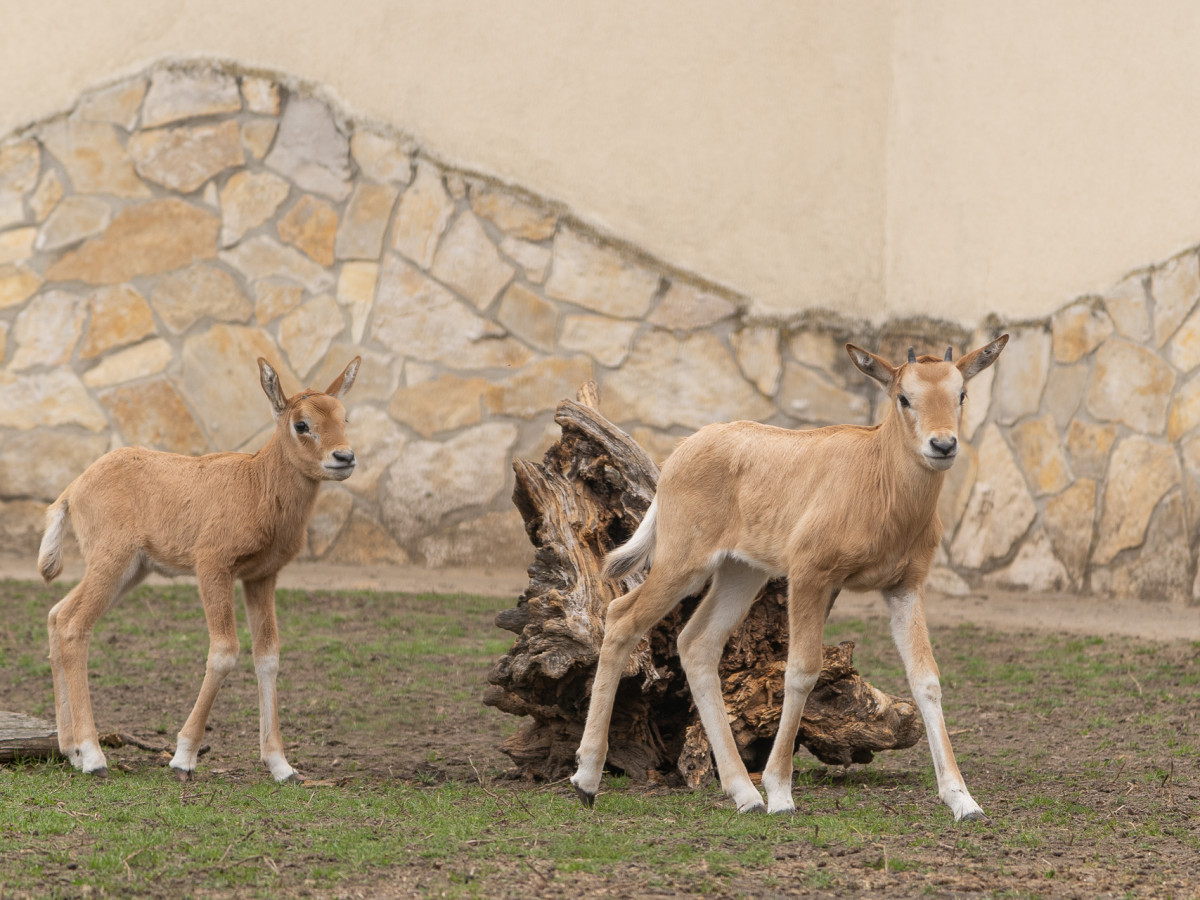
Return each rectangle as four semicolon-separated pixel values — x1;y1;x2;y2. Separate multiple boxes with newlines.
484;384;924;786
0;711;58;762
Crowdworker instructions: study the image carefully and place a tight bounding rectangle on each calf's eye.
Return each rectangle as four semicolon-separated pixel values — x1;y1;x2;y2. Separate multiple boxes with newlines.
294;421;310;435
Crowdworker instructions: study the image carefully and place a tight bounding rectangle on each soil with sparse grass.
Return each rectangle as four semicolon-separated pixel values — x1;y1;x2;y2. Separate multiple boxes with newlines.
1;576;1198;899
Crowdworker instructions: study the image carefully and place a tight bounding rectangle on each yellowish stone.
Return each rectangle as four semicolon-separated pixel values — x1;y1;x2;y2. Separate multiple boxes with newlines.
484;357;595;419
141;67;241;128
277;194;339;266
949;424;1038;569
337;261;378;342
778;362;870;425
388;373;488;438
732;325;782;396
1065;420;1117;480
1085;339;1175;435
1151;251;1200;347
0;227;36;265
83;339;173;388
430;211;514;309
0;139;41;227
74;77;147;130
468;182;557;240
1051;300;1113;364
150;263;251;334
10;290;85;371
30;170;64;223
391;162;454;268
1093;436;1180;565
648;282;736;330
255;278;305;324
241;119;278;160
417;510;529;568
98;378;208;455
219;170;290;247
240;76;280;115
306;487;355;557
219;235;334;293
280;294;345;378
1169;374;1200;441
499;235;552;283
546;227;660;318
80;284;156;359
0;369;108;431
46;199;219;285
1009;414;1073;497
497;283;558;352
129;120;245;194
559;315;638;367
336;182;399;260
1043;479;1096;583
39;120;150;198
0;431;109;501
1103;272;1151;343
350;131;413;184
0;264;42;309
1168;305;1200;374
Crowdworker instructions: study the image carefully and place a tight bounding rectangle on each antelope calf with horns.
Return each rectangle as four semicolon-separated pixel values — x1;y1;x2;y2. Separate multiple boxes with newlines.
570;336;1009;820
38;357;361;782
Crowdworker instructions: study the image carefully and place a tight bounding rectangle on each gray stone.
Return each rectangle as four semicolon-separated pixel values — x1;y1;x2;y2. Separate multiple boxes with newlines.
732;325;782;397
0;430;109;501
604;331;774;430
983;530;1070;593
0;139;40;229
39;120;150;198
497;283;558;352
339;405;407;500
306;487;354;557
1043;478;1096;584
74;77;147;130
1052;300;1113;363
379;422;519;544
1151;251;1200;347
1092;493;1192;603
1066;420;1117;480
559;315;639;366
128;120;244;193
9;289;85;371
0;369;108;431
949;424;1037;570
1167;303;1200;374
499;236;552;283
992;327;1051;425
417;510;530;568
219;170;291;247
264;96;352;200
391;162;454;268
82;339;172;388
1085;339;1175;435
36;196;112;251
429;211;514;309
280;294;345;379
1104;273;1151;343
778;362;870;426
468;182;557;241
1042;363;1089;430
546;227;660;318
141;67;241;128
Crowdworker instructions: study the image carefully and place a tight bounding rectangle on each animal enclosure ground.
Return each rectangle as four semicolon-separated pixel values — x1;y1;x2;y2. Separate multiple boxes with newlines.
0;578;1198;899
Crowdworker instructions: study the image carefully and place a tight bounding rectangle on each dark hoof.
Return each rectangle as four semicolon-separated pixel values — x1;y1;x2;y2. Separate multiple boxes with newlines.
280;772;304;784
958;809;989;823
86;767;109;779
171;767;193;783
768;806;798;817
740;802;768;815
574;785;596;809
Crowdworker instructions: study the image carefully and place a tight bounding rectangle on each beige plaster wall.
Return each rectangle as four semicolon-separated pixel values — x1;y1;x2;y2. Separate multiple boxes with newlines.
4;1;1200;326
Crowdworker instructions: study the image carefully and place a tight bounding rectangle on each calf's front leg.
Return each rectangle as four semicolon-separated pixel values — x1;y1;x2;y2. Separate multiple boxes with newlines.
243;574;299;782
885;586;985;821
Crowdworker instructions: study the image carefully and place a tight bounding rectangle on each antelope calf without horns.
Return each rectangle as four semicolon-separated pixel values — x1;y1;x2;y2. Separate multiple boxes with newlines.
38;356;361;782
570;335;1008;820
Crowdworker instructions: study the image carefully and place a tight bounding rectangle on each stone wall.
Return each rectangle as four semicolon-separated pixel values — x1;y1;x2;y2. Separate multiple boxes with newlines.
0;61;1197;603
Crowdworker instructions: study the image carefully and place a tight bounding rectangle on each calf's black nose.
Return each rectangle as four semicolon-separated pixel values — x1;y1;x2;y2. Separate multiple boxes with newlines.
333;450;356;465
930;436;957;456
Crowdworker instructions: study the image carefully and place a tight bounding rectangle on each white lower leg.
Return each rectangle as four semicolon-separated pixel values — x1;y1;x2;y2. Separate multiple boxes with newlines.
170;735;200;773
256;655;296;782
911;674;984;821
761;669;819;813
75;738;107;774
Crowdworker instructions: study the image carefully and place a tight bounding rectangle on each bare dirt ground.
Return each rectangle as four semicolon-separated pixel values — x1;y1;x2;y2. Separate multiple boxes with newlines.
3;556;1198;898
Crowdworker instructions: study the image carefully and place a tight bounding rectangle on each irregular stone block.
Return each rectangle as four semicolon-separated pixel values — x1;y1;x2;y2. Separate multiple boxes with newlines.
992;327;1051;425
648;282;737;331
949;424;1037;570
179;324;294;449
546;227;660;318
0;227;36;264
307;344;399;405
326;510;411;565
1009;414;1073;497
499;235;552;283
1181;435;1200;546
336;261;378;342
75;77;147;130
372;255;532;369
1151;251;1200;348
1085;339;1175;435
277;194;339;266
1093;436;1181;565
468;182;557;241
430;211;514;309
388;373;488;438
497;283;558;352
306;486;355;557
483;357;595;419
605;331;774;430
350;131;413;184
36;196;112;252
1052;300;1113;363
150;262;251;334
39;120;150;198
98;377;208;455
1065;420;1117;480
336;182;399;260
241;120;278;160
10;289;85;371
0;264;41;309
219;170;291;247
141;67;241;128
732;325;782;396
778;362;870;426
0;499;50;554
280;293;345;378
128;120;244;194
1104;272;1151;343
47;199;219;285
1092;493;1191;603
219;235;334;293
83;338;173;388
264;96;352;200
337;405;406;499
0;430;109;501
417;510;529;568
0;369;108;431
30;170;64;223
379;422;519;543
240;76;280;115
1042;363;1088;430
1167;304;1200;374
1169;373;1200;441
254;278;304;324
0;140;39;228
1043;478;1097;584
984;530;1070;592
560;315;639;367
391;162;455;268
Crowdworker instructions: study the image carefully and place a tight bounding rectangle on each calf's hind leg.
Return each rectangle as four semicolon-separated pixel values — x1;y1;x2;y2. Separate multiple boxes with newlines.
243;574;299;782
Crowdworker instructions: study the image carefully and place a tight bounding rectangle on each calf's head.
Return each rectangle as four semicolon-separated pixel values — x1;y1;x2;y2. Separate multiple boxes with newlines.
259;357;361;481
845;336;1008;471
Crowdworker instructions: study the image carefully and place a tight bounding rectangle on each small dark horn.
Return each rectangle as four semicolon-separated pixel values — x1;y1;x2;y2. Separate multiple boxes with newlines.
907;347;916;364
944;346;953;361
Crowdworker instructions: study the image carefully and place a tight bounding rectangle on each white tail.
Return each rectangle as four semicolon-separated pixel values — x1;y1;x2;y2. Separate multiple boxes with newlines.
603;497;658;580
571;335;1008;821
41;356;360;782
